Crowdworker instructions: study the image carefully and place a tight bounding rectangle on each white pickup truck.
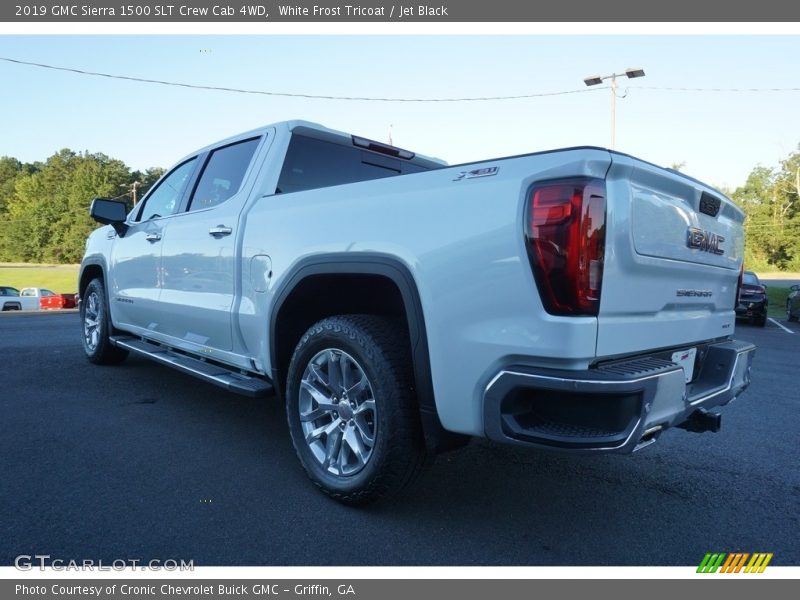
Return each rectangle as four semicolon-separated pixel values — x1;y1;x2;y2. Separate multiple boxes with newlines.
1;286;40;311
79;120;755;504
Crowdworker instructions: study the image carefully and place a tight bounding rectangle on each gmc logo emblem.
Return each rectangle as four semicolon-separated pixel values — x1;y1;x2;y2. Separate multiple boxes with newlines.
687;227;725;255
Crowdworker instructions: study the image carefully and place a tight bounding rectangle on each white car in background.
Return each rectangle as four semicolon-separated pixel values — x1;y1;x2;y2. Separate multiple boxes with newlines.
0;286;39;311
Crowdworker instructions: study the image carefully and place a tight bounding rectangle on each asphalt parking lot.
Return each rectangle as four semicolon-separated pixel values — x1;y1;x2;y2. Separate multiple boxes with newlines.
1;312;798;566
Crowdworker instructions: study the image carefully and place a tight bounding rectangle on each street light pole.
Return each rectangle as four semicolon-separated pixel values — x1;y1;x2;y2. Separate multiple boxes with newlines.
610;73;623;149
583;68;645;150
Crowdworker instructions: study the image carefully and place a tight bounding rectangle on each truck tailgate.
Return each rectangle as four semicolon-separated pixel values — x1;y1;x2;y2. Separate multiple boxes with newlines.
597;153;745;358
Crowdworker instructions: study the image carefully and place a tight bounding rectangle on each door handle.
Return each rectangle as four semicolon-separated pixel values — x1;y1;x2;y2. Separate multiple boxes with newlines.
209;225;233;238
145;232;162;243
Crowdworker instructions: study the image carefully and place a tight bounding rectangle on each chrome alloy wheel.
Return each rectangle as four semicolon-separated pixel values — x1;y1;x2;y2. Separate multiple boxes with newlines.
83;291;101;352
299;348;377;477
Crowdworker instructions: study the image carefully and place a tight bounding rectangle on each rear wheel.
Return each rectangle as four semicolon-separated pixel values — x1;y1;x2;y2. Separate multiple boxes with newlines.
285;315;427;505
81;278;128;365
755;314;767;327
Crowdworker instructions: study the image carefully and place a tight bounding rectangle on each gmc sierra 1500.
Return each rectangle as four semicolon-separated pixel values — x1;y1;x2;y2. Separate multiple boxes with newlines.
80;120;755;504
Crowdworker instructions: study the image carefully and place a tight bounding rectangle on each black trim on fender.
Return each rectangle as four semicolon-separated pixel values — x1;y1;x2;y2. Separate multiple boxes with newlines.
79;255;116;325
78;256;108;297
269;253;466;453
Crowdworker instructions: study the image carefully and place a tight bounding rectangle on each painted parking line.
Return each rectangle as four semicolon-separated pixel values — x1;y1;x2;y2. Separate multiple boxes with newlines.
768;318;794;334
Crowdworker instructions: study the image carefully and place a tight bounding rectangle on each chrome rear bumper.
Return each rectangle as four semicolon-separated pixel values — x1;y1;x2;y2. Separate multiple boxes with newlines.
483;339;756;453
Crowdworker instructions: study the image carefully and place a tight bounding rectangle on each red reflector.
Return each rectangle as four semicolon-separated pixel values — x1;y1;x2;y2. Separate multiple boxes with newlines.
525;178;606;316
531;202;573;226
530;187;575;226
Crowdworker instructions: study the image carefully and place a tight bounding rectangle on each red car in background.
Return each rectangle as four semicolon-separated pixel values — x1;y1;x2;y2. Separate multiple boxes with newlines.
20;287;77;310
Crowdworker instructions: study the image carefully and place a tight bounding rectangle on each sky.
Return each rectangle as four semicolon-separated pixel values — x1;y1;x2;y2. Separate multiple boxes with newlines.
0;32;799;191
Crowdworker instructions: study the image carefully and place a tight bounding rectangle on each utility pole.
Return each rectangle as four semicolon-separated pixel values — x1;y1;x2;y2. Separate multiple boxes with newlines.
120;181;143;206
583;68;646;149
131;181;140;206
609;74;618;149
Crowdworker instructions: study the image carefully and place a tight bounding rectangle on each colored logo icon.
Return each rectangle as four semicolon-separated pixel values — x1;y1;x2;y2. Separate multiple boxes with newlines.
697;553;773;573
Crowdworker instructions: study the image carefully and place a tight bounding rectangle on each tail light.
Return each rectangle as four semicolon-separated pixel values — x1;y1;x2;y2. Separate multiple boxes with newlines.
524;178;606;316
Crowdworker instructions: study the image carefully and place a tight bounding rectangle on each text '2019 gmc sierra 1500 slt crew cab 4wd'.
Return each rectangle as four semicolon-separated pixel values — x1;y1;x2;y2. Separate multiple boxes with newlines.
80;120;755;504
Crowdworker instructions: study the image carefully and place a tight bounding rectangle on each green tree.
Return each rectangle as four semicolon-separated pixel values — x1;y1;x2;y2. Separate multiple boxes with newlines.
49;153;131;262
0;157;23;215
132;166;166;200
0;149;157;263
773;148;800;269
732;146;800;271
0;157;28;259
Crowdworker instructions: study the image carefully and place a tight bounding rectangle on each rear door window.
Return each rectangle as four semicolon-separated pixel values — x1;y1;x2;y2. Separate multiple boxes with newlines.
188;138;260;211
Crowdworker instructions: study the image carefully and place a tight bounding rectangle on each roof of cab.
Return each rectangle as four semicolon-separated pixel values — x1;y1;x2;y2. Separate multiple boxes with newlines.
179;120;446;169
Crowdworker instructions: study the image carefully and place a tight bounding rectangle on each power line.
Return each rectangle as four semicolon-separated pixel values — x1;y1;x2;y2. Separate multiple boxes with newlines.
632;85;800;93
0;56;603;103
4;56;800;102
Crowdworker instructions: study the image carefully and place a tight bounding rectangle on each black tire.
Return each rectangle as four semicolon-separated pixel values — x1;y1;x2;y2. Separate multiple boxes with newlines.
80;278;128;365
756;314;767;327
285;315;428;505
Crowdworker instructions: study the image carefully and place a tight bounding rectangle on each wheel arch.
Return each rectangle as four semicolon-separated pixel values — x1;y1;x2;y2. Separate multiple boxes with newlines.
78;258;108;298
270;253;467;453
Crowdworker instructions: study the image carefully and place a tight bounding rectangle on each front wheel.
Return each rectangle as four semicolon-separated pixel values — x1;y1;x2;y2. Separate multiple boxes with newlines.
81;278;128;365
285;315;427;505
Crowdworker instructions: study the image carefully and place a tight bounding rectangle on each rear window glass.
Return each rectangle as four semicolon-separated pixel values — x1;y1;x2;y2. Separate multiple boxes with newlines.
276;135;429;194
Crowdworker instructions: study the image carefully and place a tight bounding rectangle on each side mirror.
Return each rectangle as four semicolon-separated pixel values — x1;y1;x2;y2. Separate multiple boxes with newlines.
791;284;800;292
90;198;128;236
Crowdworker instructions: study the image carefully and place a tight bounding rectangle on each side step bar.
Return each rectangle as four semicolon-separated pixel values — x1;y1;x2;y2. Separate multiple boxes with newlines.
110;336;273;398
